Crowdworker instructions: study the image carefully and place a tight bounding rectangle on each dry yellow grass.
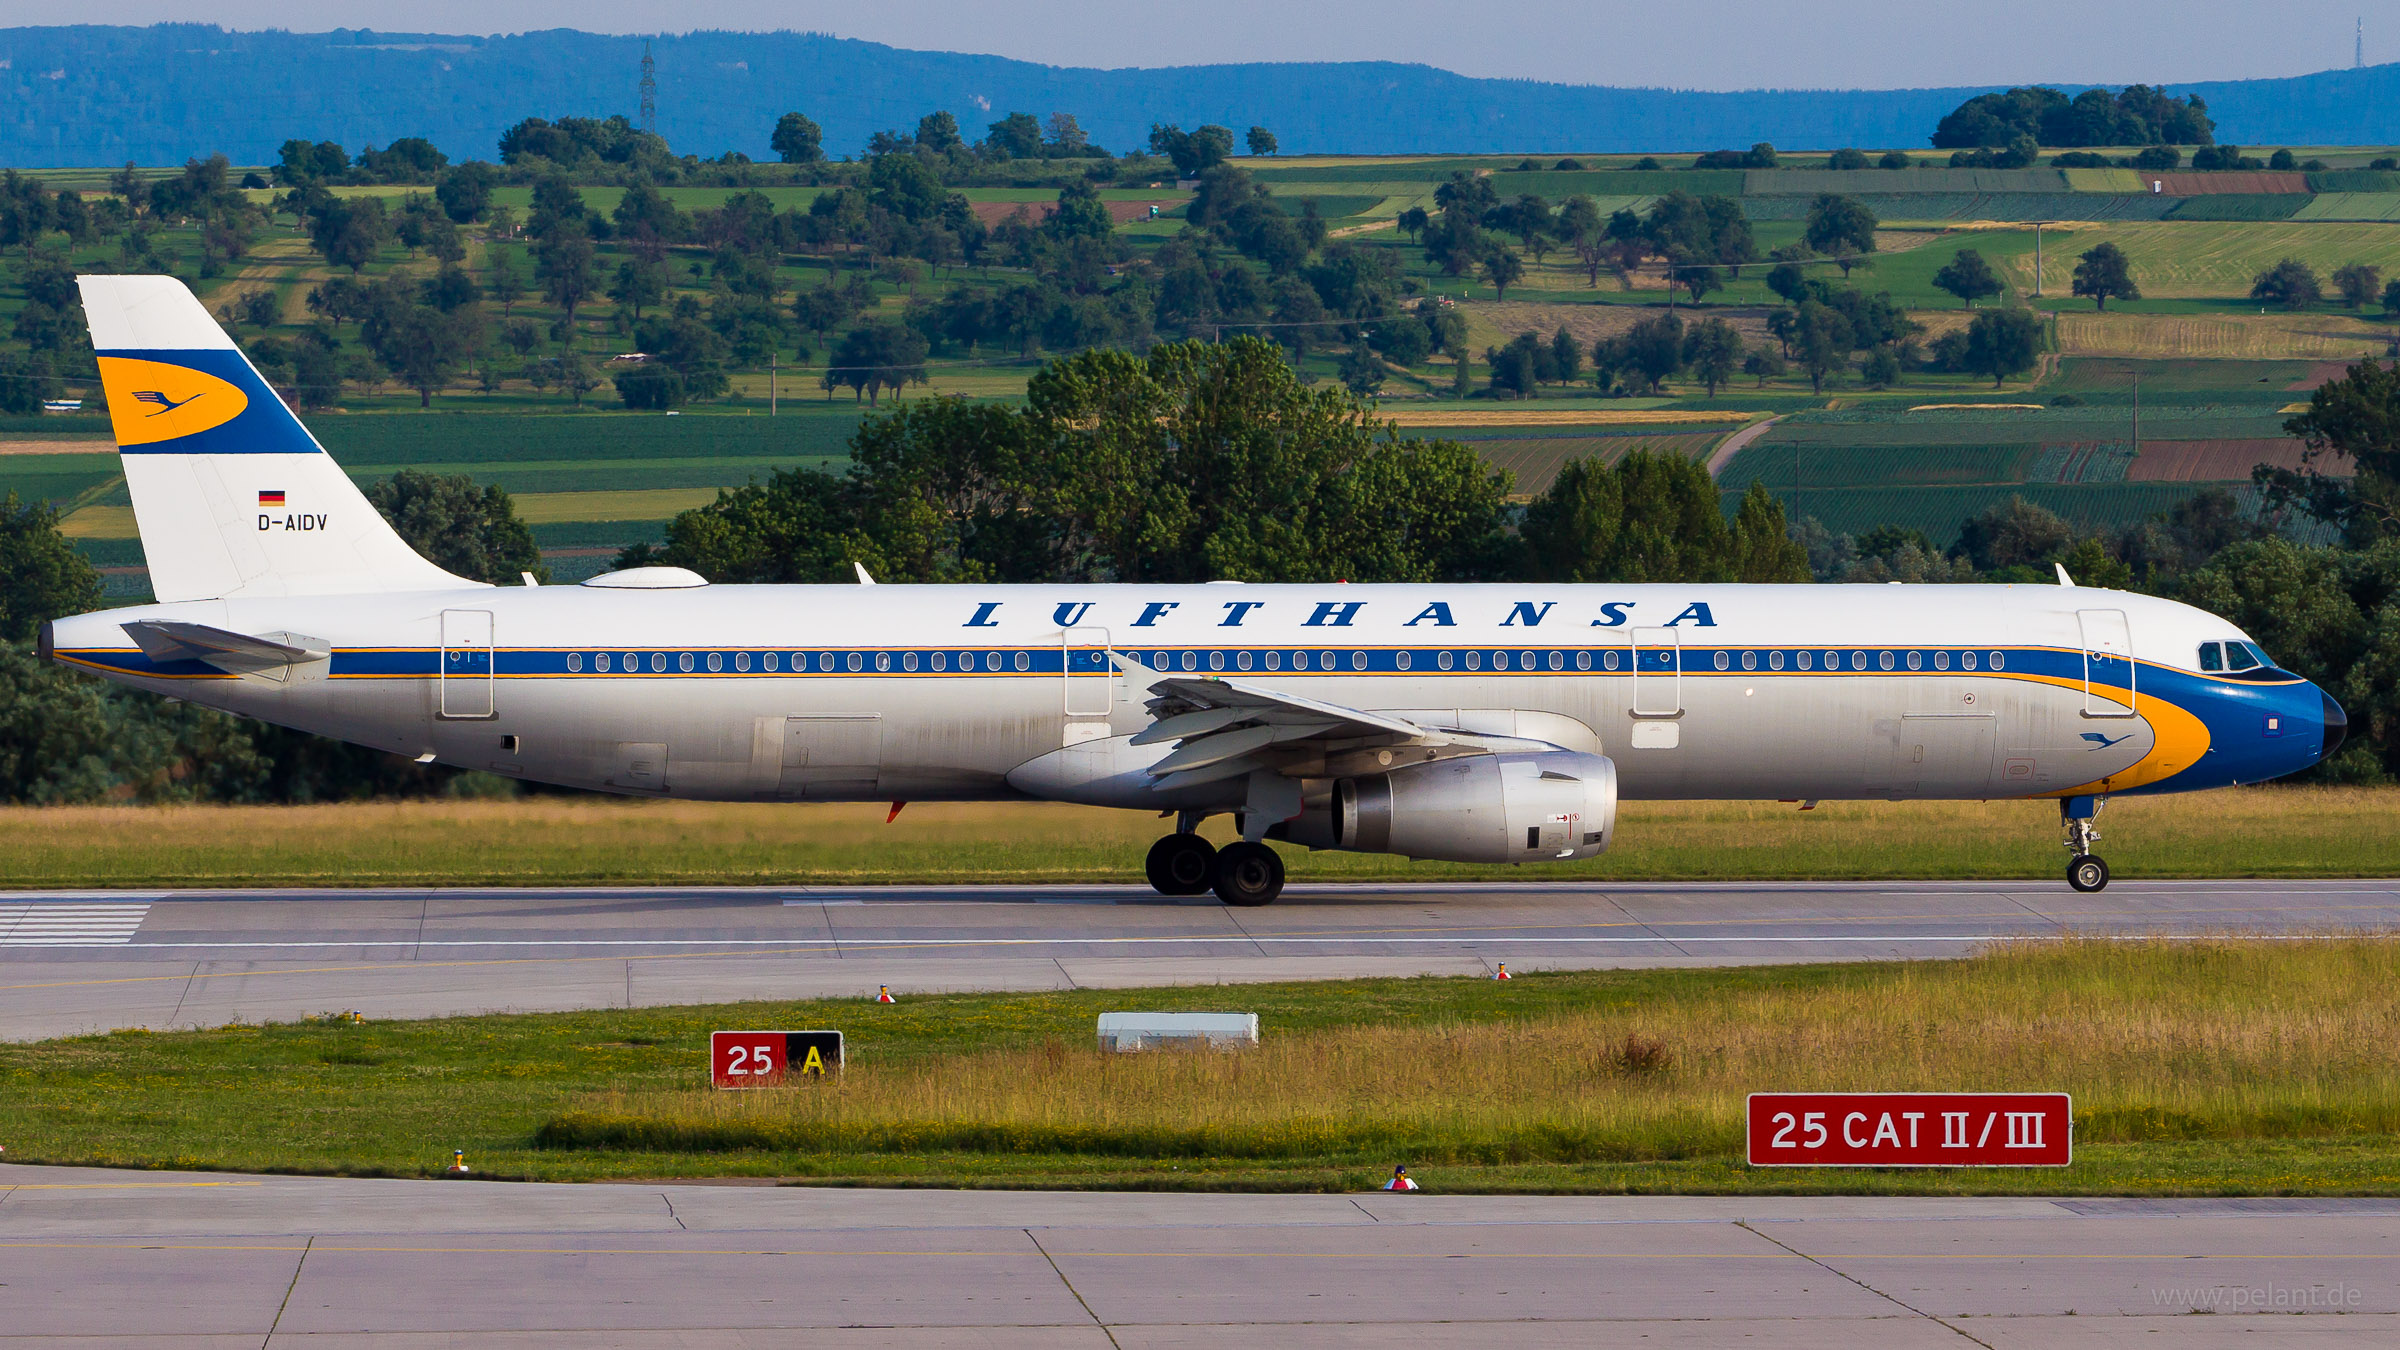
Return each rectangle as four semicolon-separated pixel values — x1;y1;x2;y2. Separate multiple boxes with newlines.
2052;311;2393;360
3;789;2390;888
55;504;134;539
556;938;2400;1163
507;487;724;524
2008;221;2400;298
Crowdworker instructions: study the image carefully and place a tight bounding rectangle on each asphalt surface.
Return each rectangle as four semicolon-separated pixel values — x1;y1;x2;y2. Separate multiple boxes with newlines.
3;879;2396;1040
1;1164;2395;1346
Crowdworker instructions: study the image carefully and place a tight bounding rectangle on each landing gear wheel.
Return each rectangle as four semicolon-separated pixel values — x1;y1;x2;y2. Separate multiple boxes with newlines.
1145;834;1218;896
1212;841;1285;906
2067;854;2111;893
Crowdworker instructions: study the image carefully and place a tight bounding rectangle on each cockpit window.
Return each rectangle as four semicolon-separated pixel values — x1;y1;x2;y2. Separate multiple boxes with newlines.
2224;642;2260;672
2198;642;2224;672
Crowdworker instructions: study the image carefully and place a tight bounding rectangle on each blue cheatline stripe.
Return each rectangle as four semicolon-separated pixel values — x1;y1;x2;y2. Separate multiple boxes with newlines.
99;348;321;457
59;642;2300;698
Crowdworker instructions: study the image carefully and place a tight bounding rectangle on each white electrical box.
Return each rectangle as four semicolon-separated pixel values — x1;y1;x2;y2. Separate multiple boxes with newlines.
1097;1012;1259;1052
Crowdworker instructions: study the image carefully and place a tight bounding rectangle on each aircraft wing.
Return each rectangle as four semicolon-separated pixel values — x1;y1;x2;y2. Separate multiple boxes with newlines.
121;620;330;676
1113;656;1477;792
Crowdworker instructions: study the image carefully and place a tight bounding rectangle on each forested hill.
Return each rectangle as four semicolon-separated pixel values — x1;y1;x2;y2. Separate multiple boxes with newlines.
8;25;2400;166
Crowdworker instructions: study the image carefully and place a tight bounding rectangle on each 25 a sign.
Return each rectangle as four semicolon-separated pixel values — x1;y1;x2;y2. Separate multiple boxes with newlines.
1747;1093;2071;1167
711;1030;844;1088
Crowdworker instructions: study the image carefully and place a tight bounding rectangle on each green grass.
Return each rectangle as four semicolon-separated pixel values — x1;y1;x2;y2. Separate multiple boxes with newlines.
306;409;863;470
1764;482;2234;544
11;941;2400;1194
2165;194;2314;222
2;790;2391;890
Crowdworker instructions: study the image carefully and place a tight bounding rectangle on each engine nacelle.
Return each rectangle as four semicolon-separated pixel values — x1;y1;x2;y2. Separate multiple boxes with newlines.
1269;751;1618;864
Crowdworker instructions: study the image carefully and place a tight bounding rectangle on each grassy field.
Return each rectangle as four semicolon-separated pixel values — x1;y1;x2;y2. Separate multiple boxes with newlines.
8;941;2400;1193
2012;220;2400;298
2048;310;2395;360
0;789;2389;890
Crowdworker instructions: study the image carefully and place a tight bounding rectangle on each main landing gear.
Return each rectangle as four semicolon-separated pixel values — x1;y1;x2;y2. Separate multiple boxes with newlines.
2062;795;2110;893
1143;820;1286;906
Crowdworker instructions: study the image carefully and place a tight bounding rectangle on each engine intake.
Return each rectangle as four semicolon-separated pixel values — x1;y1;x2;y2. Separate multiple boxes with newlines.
1269;751;1618;865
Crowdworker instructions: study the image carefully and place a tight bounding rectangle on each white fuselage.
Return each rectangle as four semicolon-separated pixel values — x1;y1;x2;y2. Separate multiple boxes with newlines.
47;579;2331;810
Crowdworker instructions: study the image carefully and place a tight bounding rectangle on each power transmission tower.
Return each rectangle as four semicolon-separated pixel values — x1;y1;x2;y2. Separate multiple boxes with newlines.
2359;17;2366;69
639;40;658;136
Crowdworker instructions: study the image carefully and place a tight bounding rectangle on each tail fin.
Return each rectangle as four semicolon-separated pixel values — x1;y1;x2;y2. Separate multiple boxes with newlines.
79;275;473;601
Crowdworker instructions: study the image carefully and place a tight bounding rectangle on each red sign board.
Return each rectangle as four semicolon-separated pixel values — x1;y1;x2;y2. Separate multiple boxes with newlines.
1747;1093;2072;1167
710;1030;843;1088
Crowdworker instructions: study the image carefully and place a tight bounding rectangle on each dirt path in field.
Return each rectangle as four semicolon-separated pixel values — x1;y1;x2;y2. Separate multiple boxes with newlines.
0;439;113;455
1705;415;1782;478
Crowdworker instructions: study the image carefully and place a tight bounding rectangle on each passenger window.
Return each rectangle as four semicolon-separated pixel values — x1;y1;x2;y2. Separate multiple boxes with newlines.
1491;651;1508;671
1934;651;1949;671
1349;650;1365;670
1180;650;1198;672
1014;651;1031;672
1741;651;1758;672
1906;651;1922;671
736;652;751;672
1603;650;1620;671
1851;651;1867;670
902;651;919;672
928;651;943;672
651;653;667;673
707;652;723;673
763;652;778;672
623;651;638;671
984;652;1000;672
1797;650;1812;671
1574;650;1591;671
2225;643;2259;671
1713;650;1729;671
567;653;584;672
1990;652;2005;670
1209;650;1226;671
1769;650;1785;671
1264;650;1281;671
2198;641;2223;671
1962;651;1976;671
1437;651;1454;671
1396;651;1413;671
1236;651;1253;671
1293;651;1311;671
1877;651;1895;671
846;652;863;673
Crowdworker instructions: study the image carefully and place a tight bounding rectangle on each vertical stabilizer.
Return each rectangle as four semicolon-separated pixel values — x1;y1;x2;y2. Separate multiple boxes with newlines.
78;275;473;601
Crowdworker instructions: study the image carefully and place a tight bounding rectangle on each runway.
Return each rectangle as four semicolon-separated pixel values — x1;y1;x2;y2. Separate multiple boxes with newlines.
0;879;2390;1032
1;1163;2395;1346
2;878;2395;1040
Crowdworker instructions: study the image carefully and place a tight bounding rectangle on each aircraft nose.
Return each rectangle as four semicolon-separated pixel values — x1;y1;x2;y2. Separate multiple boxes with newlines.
2319;688;2349;764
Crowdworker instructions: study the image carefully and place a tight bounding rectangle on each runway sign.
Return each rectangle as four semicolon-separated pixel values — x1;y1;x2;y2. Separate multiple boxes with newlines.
711;1030;844;1087
1746;1093;2071;1167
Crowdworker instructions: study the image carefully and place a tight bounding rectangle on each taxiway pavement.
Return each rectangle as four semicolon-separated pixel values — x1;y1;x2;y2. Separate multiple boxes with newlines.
1;1163;2394;1346
3;878;2396;1040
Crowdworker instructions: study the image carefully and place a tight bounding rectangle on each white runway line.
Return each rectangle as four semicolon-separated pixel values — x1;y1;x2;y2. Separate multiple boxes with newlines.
0;901;152;946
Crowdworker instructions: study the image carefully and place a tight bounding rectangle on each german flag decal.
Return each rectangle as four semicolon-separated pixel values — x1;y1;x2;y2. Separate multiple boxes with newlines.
258;490;286;506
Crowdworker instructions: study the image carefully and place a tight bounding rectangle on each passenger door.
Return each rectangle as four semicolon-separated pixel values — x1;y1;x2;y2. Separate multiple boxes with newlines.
1628;626;1681;749
2077;609;2136;717
437;609;494;720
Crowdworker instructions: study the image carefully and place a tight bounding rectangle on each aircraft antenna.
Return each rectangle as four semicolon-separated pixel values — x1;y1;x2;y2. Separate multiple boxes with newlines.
639;40;658;136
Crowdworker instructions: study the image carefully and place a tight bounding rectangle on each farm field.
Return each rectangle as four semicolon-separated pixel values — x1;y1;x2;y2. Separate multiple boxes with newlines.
2014;220;2400;298
7;940;2400;1194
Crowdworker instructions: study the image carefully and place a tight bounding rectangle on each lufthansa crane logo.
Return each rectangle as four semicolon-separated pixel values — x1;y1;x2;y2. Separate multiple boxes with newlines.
96;356;250;446
2081;731;2132;750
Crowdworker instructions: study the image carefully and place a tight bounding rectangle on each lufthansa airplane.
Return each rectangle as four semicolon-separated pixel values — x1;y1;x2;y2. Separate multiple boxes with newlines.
42;277;2347;903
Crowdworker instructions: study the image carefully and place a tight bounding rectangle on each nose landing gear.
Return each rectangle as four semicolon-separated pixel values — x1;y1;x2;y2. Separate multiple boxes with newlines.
2062;795;2109;892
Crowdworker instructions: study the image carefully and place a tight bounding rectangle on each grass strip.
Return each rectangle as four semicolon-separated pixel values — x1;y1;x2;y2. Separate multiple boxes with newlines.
2;790;2388;890
8;941;2400;1193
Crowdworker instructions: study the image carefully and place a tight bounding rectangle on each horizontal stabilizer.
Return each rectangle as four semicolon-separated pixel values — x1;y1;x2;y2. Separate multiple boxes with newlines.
122;620;329;675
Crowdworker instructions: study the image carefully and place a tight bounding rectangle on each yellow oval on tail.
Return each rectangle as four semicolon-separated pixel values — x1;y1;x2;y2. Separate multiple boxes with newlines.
97;356;250;447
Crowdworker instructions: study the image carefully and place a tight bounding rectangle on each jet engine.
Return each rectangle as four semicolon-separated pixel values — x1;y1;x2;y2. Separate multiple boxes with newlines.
1269;751;1618;864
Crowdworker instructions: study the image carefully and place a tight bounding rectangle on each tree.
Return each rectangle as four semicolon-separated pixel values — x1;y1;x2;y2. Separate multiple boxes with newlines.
1743;348;1787;386
1337;343;1386;396
1614;313;1685;394
1246;126;1278;157
983;112;1043;160
613;363;686;410
771;112;825;164
1396;206;1430;245
1792;300;1852;393
1548;327;1583;385
0;491;101;641
2071;242;2140;311
2337;263;2388;310
2384;278;2400;318
306;196;387;273
1045;180;1114;241
535;228;600;324
1486;333;1543;399
1149;124;1235;177
826;323;931;404
1481;249;1524;300
1963;307;2043;387
2265;357;2400;542
1954;495;2073;571
2252;258;2323;311
362;295;477;408
1932;248;2003;307
1681;317;1743;396
1730;480;1811;582
609;259;667;319
434;161;497;223
364;471;544;584
1802;194;1877;276
1044;113;1089;155
1519;450;1734;582
914;111;965;155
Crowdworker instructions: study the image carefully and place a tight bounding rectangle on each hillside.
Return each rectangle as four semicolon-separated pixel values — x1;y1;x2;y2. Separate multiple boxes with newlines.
8;25;2400;167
